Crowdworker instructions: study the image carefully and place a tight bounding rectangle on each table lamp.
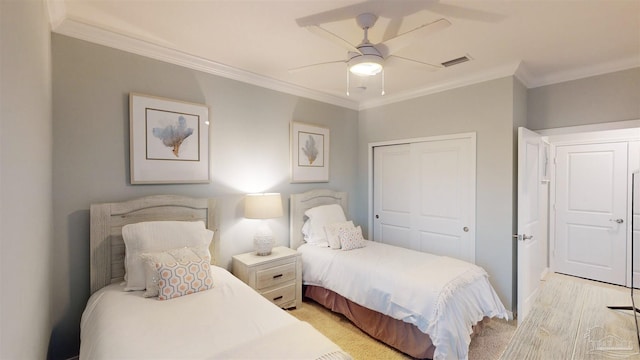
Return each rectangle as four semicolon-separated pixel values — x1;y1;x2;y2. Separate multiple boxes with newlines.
244;193;283;255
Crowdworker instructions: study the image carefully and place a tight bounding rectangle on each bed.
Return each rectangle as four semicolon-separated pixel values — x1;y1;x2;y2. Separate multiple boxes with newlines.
81;194;350;360
290;189;508;360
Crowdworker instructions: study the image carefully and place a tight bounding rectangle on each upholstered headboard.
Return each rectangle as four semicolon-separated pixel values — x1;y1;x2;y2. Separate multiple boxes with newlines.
89;195;217;294
289;189;348;250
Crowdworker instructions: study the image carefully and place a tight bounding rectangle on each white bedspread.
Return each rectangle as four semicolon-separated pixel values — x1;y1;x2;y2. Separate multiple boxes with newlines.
80;265;350;360
298;241;508;360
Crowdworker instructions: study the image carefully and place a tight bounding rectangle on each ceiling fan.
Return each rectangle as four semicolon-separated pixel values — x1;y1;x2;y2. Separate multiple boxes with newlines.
291;13;452;85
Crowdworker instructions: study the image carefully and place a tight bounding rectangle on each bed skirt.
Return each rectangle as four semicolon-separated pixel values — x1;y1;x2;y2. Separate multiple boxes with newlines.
304;285;488;359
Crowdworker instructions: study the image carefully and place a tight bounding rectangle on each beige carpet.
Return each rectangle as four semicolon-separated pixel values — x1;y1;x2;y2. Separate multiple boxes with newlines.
288;299;516;360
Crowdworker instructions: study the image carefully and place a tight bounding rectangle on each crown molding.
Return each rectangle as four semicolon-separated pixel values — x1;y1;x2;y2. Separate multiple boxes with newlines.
526;56;640;88
51;17;360;111
513;61;535;88
46;0;66;30
359;61;523;110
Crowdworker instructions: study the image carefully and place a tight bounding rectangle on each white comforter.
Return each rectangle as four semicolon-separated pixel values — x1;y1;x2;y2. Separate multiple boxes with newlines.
298;241;508;360
80;265;350;360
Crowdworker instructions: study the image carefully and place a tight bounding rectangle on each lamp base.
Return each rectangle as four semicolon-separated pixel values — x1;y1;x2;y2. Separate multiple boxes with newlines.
254;235;274;256
254;221;274;256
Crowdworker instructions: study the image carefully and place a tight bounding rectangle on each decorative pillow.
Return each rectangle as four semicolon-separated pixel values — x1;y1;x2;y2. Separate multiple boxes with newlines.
338;226;366;251
156;259;214;300
140;247;210;298
324;221;354;249
304;204;347;245
122;221;213;291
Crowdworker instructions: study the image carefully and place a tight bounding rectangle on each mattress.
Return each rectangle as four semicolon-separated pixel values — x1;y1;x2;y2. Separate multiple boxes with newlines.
298;241;508;360
80;265;350;359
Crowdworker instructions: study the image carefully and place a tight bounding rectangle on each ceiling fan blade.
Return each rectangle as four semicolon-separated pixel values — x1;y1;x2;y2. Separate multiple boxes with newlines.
306;25;362;54
379;18;451;57
288;60;346;74
386;55;443;71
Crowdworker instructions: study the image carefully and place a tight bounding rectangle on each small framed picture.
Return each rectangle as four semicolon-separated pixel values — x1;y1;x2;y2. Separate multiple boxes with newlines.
129;93;210;184
290;122;330;183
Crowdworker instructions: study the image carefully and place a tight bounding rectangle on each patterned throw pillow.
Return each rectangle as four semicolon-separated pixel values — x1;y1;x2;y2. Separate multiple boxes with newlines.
140;247;210;298
324;221;355;249
338;226;366;251
156;259;214;300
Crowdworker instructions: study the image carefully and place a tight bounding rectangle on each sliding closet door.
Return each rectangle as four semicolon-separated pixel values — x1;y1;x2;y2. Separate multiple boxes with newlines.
372;144;412;248
372;134;476;263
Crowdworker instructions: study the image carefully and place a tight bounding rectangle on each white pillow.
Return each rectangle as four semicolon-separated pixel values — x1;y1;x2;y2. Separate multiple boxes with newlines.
338;226;366;251
304;204;347;245
122;221;213;291
324;221;354;249
140;247;210;298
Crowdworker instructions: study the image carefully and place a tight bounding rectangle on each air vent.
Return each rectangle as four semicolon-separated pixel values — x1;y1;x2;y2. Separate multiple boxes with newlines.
441;56;471;67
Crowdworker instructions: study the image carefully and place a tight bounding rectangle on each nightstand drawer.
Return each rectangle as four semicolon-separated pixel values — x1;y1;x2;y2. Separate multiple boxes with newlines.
261;283;296;307
256;262;296;289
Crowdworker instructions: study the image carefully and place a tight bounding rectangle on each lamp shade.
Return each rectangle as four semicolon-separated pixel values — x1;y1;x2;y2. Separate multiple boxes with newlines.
244;193;283;219
349;54;383;76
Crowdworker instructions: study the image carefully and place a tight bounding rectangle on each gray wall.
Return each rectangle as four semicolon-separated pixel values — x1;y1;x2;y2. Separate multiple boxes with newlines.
528;67;640;130
357;77;518;311
1;0;54;358
51;34;358;359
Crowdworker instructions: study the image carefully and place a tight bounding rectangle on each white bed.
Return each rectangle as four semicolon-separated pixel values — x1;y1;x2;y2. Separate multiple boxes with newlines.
290;189;508;360
82;194;350;360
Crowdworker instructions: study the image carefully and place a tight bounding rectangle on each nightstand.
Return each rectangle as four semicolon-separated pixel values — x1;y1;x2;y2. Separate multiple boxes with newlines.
232;246;302;309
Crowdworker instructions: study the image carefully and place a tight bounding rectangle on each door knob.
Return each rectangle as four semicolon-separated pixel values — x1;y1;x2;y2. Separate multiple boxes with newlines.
609;219;624;224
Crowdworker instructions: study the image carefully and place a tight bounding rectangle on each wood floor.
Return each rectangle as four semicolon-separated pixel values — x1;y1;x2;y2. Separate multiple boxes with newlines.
501;273;640;359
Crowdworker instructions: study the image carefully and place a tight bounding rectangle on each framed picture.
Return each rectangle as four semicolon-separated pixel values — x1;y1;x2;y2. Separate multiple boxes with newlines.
129;93;210;184
291;121;330;183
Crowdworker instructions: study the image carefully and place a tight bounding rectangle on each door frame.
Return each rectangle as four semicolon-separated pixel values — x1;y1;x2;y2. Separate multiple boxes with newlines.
543;126;640;287
367;132;477;258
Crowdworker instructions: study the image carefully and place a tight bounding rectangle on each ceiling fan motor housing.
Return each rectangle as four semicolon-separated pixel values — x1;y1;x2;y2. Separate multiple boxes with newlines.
348;43;384;76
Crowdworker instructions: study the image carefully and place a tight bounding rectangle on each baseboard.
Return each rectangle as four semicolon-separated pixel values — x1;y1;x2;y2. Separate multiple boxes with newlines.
506;310;515;321
540;267;551;280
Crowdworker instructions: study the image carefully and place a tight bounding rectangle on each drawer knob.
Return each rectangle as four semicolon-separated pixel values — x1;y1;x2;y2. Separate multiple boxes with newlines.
273;274;283;279
273;295;283;301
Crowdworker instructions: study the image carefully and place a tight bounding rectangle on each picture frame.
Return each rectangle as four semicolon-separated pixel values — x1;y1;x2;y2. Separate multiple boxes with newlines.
291;121;330;183
129;93;210;184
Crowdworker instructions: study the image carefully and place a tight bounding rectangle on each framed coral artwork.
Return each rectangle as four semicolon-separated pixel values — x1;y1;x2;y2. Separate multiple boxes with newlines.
129;93;210;184
290;121;330;183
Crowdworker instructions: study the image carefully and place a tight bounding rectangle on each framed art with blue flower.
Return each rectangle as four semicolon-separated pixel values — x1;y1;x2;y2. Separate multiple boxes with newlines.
130;93;210;184
291;121;330;183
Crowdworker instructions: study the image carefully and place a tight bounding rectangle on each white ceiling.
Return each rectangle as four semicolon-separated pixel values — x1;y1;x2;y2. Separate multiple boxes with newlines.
48;0;640;110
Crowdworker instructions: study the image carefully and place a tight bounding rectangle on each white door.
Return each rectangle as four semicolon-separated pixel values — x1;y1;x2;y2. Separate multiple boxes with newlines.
555;142;628;285
516;127;549;321
633;170;640;288
373;134;475;263
410;139;475;262
630;141;640;288
372;144;412;248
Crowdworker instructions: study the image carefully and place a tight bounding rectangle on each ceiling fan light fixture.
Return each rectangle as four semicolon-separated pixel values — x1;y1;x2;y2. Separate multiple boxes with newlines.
349;54;383;76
